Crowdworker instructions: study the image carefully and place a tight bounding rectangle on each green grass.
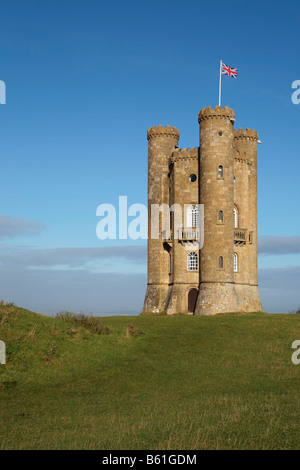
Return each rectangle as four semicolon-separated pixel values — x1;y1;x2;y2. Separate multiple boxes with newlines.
1;301;300;450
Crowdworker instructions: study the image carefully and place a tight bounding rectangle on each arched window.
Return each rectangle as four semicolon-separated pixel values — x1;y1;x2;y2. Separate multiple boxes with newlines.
234;206;239;228
187;205;199;228
234;253;238;273
187;252;198;271
218;165;223;178
219;256;224;269
218;210;223;223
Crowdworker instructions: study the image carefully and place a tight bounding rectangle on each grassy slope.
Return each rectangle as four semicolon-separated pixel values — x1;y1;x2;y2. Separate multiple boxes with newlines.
1;303;300;450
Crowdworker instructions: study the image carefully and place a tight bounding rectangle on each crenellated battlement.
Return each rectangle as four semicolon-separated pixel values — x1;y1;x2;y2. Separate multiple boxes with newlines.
147;124;180;141
170;147;198;163
235;128;258;142
198;105;235;123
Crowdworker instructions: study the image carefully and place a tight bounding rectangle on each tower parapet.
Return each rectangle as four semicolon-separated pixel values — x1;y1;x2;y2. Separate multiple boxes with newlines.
235;128;258;141
171;147;198;163
147;124;180;141
198;105;235;122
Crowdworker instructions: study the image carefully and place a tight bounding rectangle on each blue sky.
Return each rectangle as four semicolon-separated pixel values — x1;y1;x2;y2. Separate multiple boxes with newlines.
0;0;300;314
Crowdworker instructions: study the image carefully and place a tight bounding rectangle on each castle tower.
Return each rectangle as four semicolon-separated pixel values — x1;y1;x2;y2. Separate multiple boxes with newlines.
142;125;180;314
194;106;239;315
234;129;263;311
142;106;263;316
166;147;200;315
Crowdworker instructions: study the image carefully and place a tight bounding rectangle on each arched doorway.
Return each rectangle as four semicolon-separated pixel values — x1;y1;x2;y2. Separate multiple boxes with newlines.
188;289;198;313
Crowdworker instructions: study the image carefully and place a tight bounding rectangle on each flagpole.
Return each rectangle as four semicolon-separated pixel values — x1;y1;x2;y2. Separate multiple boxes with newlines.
219;59;222;107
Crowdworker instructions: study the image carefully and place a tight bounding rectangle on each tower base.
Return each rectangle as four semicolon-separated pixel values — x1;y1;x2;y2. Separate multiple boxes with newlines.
194;282;239;316
235;284;263;312
166;283;199;315
142;284;170;314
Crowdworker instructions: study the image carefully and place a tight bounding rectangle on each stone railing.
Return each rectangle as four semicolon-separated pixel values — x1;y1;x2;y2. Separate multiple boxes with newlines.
182;229;200;241
234;228;247;244
162;229;200;242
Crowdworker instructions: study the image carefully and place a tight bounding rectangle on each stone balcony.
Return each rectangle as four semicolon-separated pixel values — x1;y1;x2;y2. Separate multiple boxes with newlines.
162;229;200;243
234;228;247;245
163;228;246;245
181;229;200;241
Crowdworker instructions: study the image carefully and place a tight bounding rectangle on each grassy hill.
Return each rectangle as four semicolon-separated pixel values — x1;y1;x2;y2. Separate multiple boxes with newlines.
0;301;300;450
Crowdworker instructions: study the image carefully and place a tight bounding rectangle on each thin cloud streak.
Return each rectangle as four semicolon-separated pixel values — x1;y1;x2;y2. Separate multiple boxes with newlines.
0;215;45;239
259;236;300;256
0;244;147;270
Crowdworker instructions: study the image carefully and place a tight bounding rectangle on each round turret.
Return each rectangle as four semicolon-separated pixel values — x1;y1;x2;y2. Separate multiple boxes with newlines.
143;124;180;314
234;127;261;310
195;106;239;315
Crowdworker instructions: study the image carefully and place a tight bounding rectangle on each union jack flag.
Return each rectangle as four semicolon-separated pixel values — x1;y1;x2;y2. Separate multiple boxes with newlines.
221;62;238;78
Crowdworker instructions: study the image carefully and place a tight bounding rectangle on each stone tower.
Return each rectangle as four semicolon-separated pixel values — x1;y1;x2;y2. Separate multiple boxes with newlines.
233;128;262;312
195;106;239;315
142;106;263;315
143;125;179;314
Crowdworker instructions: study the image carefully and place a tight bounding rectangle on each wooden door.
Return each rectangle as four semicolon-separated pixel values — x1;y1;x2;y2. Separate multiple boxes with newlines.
188;289;198;313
